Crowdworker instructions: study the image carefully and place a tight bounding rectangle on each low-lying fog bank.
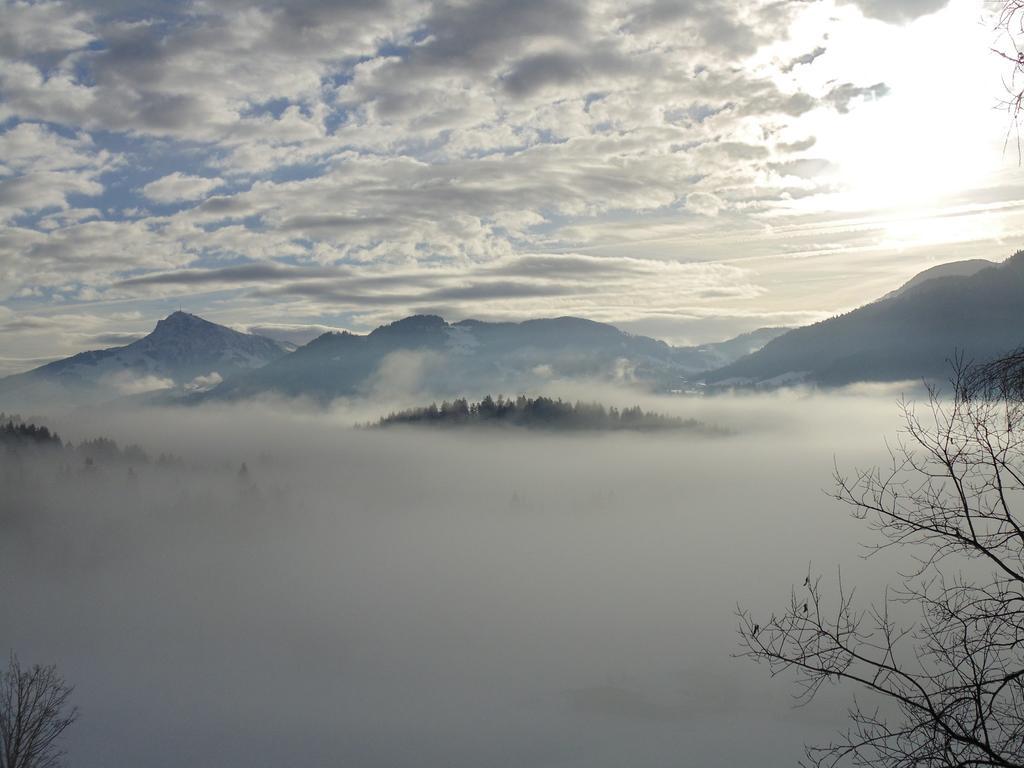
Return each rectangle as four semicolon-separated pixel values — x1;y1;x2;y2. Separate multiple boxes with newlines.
1;389;921;767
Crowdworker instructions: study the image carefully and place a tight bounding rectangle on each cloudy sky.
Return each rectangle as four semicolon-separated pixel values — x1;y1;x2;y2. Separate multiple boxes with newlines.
0;0;1021;371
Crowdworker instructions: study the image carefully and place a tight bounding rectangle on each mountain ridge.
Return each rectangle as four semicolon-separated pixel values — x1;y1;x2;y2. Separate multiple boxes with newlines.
704;253;1024;388
879;258;996;302
5;252;1015;405
207;314;788;402
0;311;789;407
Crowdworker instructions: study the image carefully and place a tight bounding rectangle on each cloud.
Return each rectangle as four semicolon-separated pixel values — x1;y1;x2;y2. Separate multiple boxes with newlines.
0;122;101;173
686;191;725;217
0;172;102;221
489;255;647;279
0;355;58;377
622;0;794;57
277;214;393;232
87;332;144;347
185;371;224;392
244;322;348;346
501;47;631;97
0;0;95;57
777;136;816;153
361;348;444;400
841;0;950;23
782;46;826;73
0;122;113;223
824;82;890;113
768;158;834;178
531;363;553;378
108;253;763;318
101;370;175;395
114;262;342;289
0;0;411;141
141;173;225;204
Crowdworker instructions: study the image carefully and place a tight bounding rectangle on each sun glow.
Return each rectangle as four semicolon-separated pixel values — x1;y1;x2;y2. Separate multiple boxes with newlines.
779;0;1013;218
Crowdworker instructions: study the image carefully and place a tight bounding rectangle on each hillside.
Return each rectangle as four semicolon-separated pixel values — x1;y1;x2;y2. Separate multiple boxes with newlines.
879;258;996;301
705;253;1024;387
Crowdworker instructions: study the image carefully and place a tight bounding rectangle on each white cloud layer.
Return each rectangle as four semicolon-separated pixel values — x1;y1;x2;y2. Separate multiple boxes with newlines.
141;173;225;204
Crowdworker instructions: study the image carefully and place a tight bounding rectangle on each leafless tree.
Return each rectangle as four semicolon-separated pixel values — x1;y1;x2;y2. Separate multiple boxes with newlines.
737;358;1024;768
961;343;1024;402
0;655;78;768
993;1;1024;157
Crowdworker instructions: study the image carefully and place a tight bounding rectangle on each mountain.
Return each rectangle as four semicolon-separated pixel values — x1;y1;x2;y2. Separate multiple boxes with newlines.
879;258;996;301
704;253;1024;388
207;315;787;402
686;326;791;371
0;311;290;407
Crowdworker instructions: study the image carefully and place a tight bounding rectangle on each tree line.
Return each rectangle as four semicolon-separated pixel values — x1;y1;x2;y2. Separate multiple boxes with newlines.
373;394;709;432
0;419;178;468
0;420;62;449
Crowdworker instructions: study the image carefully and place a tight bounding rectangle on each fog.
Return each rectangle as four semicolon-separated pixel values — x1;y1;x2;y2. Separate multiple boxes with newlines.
1;390;922;767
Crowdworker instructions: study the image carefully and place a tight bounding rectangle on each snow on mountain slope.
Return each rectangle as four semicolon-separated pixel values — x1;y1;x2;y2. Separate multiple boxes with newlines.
207;314;788;402
0;312;289;406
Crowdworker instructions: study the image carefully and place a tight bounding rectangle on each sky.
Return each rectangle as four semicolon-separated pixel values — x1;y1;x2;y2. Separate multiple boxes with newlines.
1;0;1023;372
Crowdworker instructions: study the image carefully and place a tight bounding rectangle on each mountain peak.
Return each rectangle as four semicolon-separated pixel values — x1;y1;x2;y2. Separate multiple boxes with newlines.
370;314;448;336
146;311;233;346
154;310;213;329
0;310;289;407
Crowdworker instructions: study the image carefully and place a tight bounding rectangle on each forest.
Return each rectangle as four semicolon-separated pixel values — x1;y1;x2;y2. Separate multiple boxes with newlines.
372;395;715;432
0;412;176;467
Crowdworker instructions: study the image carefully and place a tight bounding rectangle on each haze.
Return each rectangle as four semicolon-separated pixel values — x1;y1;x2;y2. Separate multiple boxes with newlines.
2;390;916;767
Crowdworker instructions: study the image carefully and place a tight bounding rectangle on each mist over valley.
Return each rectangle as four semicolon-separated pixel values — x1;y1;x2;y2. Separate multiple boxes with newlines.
2;392;909;768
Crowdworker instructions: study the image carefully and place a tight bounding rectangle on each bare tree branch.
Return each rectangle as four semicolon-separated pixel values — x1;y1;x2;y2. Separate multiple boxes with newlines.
737;357;1024;768
0;655;78;768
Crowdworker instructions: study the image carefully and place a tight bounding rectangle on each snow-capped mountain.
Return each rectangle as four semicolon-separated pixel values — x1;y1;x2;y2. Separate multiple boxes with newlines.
0;311;290;407
206;314;787;402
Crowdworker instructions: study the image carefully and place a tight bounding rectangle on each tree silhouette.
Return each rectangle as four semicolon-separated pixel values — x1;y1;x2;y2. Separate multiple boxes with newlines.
0;655;78;768
738;358;1024;767
995;2;1024;156
961;340;1024;401
373;395;707;432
